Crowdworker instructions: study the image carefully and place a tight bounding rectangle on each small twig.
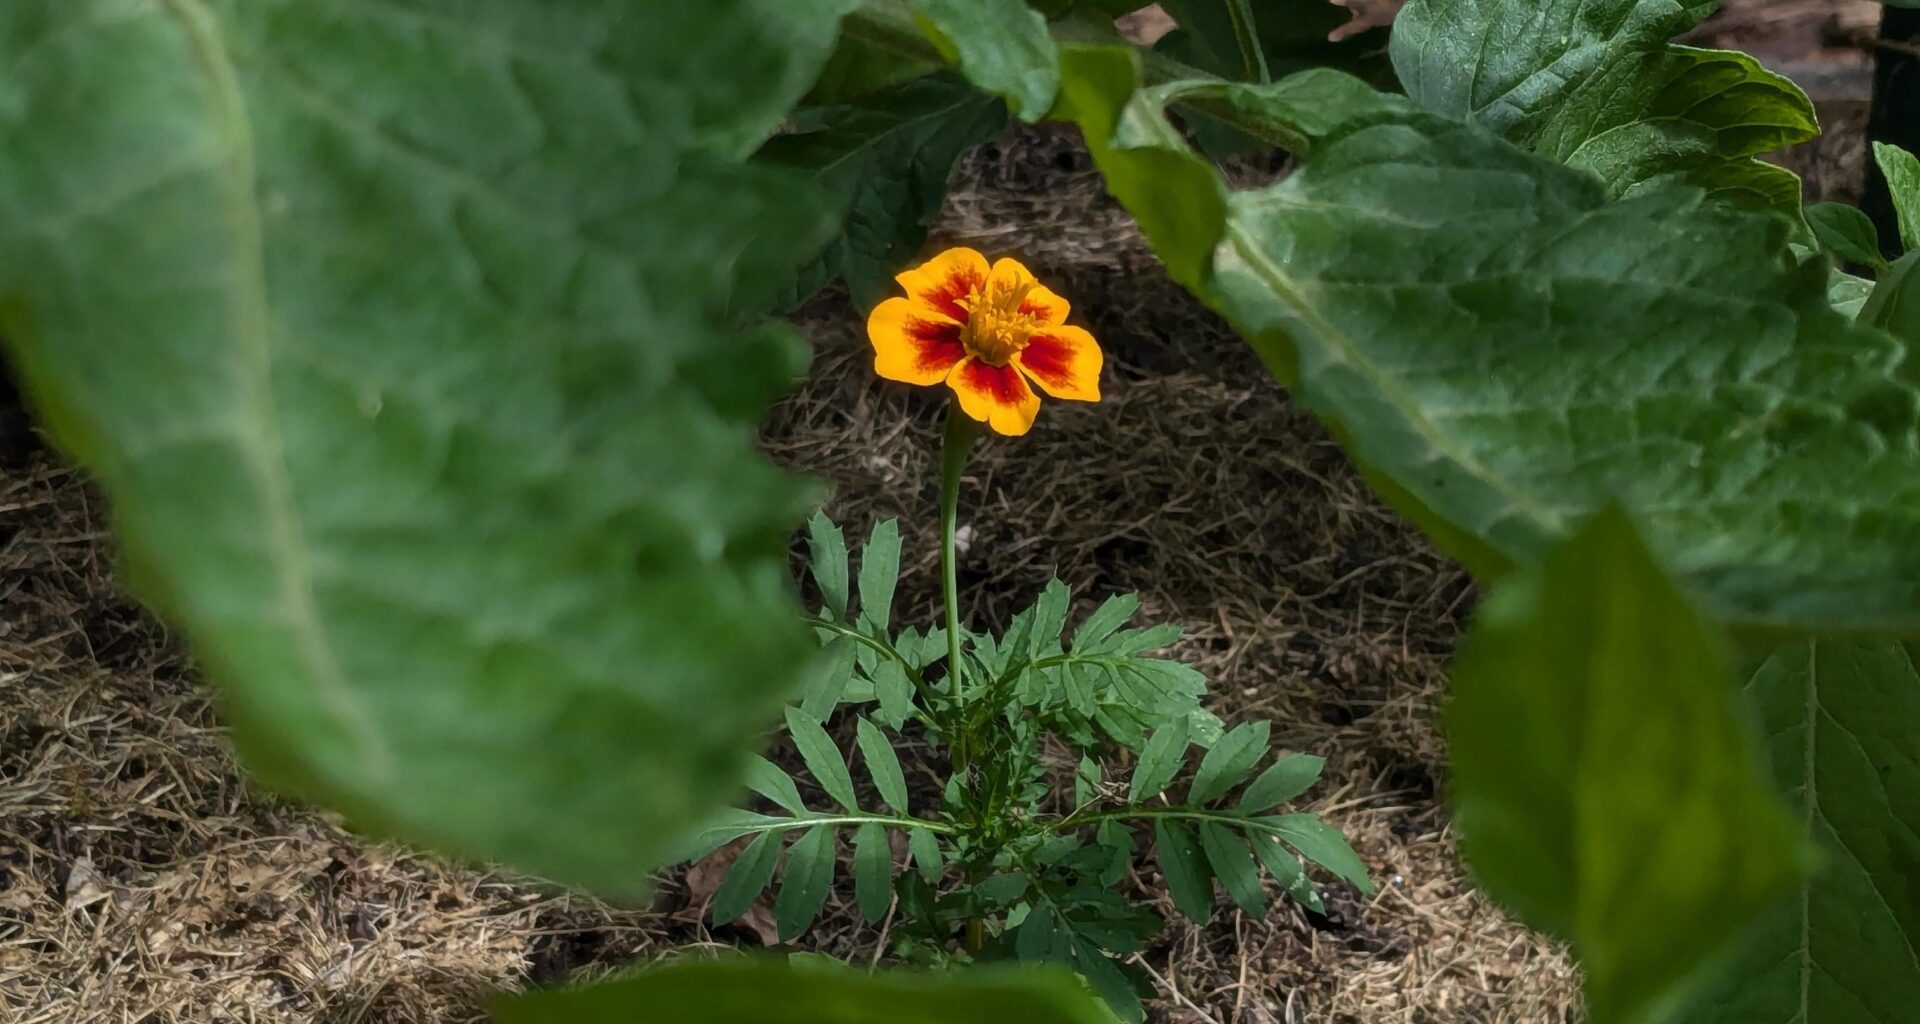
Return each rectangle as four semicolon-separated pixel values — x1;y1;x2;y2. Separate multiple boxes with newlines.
1233;911;1251;1023
868;893;897;969
1875;37;1920;61
1132;955;1225;1024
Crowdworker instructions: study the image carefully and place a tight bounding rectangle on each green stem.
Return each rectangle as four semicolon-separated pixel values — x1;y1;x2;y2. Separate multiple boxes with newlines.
1048;805;1274;833
716;813;960;838
939;404;977;767
1223;0;1271;84
936;403;988;956
803;615;942;709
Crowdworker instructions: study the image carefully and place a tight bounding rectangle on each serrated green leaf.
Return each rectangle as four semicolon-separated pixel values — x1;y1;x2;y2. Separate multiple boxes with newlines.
1198;822;1265;918
807;513;851;621
908;826;944;883
1031;578;1073;650
1129;717;1191;802
746;755;809;816
1877;142;1920;253
1154;819;1214;923
852;821;893;925
775;824;838;941
801;637;860;721
913;0;1059;121
676;808;790;864
1449;509;1804;1024
1186;708;1226;747
856;717;911;815
1808;203;1890;275
1015;903;1065;961
1189;721;1270;806
1074;754;1101;807
1072;593;1141;651
1238;753;1324;813
786;708;861;811
1247;831;1321;913
1092;701;1147;751
1000;605;1039;670
870;659;916;727
1069;947;1145;1024
0;0;862;896
857;519;902;636
494;956;1119;1024
975;872;1030;902
1096;820;1134;887
712;831;783;926
1261;814;1371;894
912;625;948;670
1064;661;1101;719
1104;623;1183;657
1688;642;1920;1023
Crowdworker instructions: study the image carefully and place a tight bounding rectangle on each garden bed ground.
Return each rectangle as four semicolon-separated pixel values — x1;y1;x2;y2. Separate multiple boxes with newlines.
0;3;1882;1021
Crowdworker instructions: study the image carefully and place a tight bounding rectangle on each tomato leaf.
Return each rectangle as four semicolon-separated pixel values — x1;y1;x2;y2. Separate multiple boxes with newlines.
1449;508;1805;1024
1689;641;1920;1023
0;0;860;897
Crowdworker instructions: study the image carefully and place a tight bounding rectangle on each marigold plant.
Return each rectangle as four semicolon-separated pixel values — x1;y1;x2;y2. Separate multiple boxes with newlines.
676;252;1364;1020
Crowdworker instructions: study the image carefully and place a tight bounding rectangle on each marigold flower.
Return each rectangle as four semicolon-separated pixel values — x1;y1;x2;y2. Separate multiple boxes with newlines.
867;248;1102;436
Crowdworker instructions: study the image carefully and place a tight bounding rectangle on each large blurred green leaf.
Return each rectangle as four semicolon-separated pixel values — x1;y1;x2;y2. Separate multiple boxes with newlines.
760;74;1007;310
1876;142;1920;253
1052;44;1226;291
1865;252;1920;348
1207;114;1920;632
914;0;1058;121
806;34;938;106
0;0;855;895
1056;52;1920;634
1449;509;1805;1024
1689;642;1920;1024
1393;0;1813;217
493;959;1119;1024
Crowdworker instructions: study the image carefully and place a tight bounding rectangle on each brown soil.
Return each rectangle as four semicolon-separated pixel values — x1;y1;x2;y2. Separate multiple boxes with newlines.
0;4;1877;1022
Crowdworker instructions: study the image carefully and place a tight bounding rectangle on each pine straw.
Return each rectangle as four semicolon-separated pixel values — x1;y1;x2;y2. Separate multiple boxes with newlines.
0;119;1581;1024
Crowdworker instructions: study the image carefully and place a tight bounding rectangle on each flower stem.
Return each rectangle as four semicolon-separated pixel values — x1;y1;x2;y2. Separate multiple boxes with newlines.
936;403;987;957
1223;0;1272;84
938;404;976;767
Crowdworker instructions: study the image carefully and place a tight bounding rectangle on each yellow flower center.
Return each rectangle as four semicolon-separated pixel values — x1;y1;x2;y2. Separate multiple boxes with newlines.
960;281;1042;365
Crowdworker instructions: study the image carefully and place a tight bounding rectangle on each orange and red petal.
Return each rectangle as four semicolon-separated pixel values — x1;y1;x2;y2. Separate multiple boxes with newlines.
868;297;967;385
1015;325;1102;401
896;247;989;323
1016;281;1071;327
948;356;1041;436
